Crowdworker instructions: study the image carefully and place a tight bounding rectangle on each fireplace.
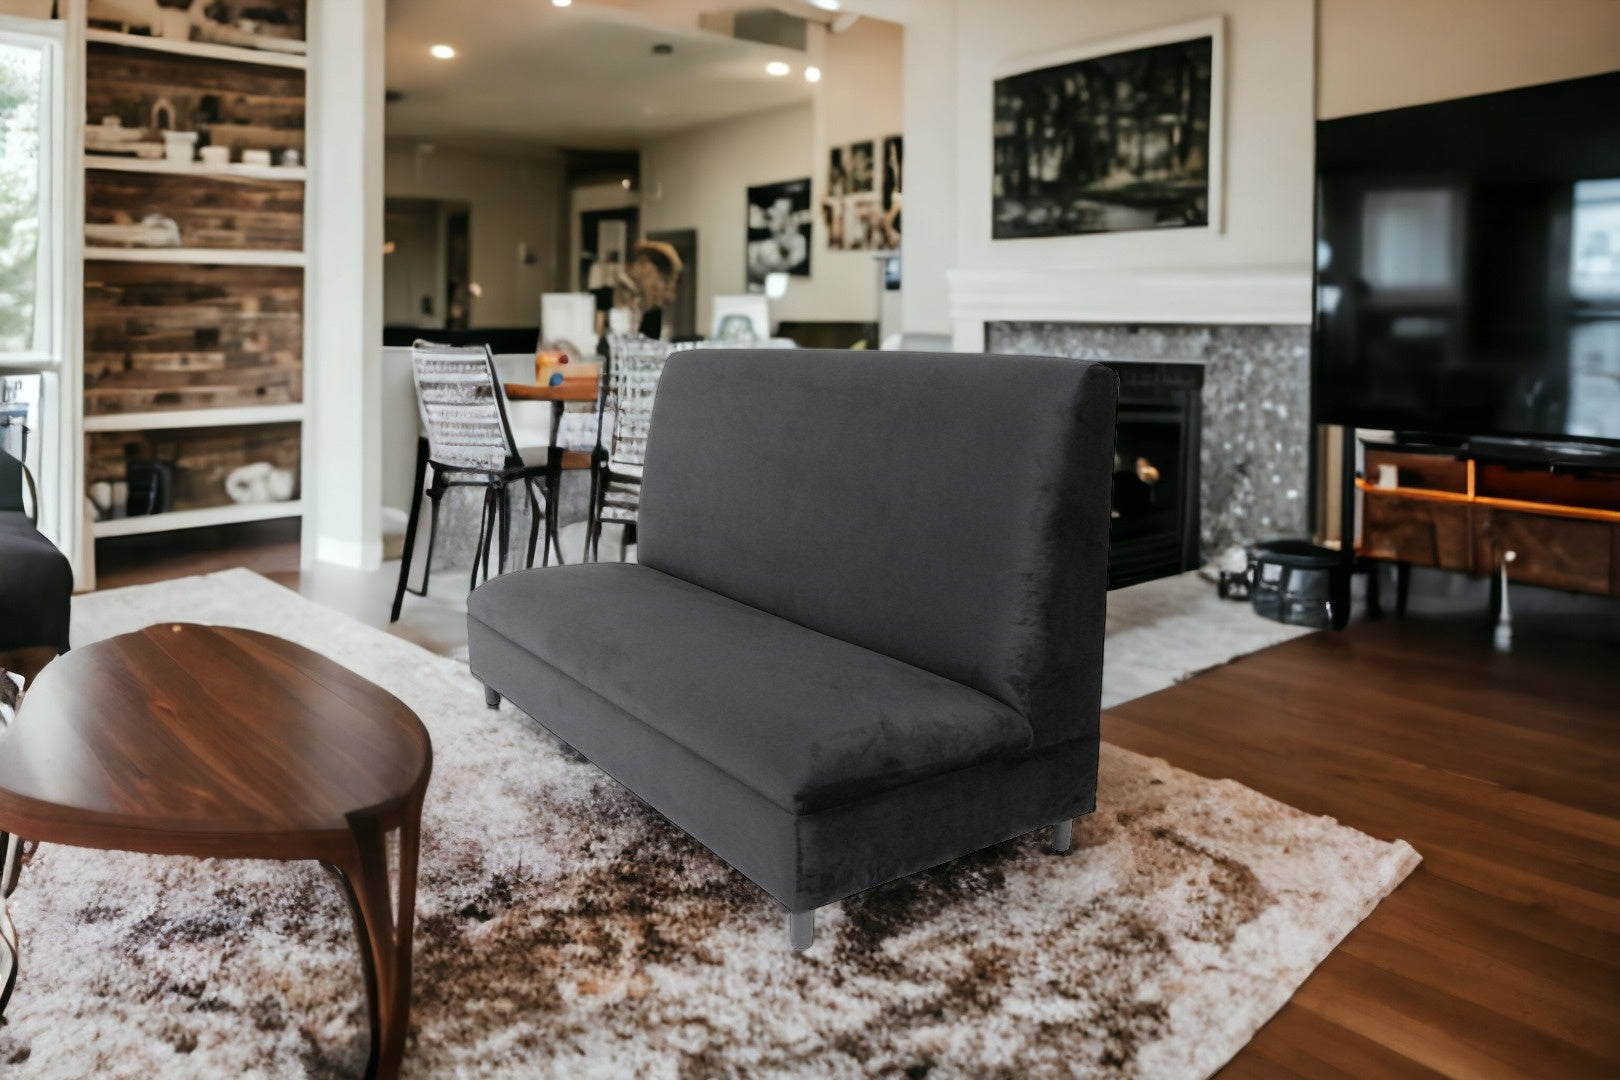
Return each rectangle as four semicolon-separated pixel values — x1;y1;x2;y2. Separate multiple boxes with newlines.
1103;361;1204;588
983;320;1311;570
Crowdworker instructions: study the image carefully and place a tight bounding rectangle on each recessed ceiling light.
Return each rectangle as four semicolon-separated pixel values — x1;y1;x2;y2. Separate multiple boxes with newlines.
804;65;822;83
765;61;791;77
620;178;632;190
429;43;455;59
809;0;840;9
552;0;572;6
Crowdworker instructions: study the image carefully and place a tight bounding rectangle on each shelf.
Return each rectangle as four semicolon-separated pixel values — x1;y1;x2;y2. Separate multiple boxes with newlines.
82;404;306;433
84;154;306;182
86;29;307;70
92;500;302;539
84;247;305;267
1357;477;1620;524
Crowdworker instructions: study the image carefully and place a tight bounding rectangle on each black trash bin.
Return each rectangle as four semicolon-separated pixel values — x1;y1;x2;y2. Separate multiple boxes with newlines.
1249;540;1343;629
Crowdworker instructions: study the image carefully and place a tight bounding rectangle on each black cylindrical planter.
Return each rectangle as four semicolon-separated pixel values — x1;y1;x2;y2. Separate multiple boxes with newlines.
1249;540;1343;630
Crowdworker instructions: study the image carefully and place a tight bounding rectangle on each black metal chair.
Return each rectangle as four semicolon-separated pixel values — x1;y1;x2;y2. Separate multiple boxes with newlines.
390;342;560;624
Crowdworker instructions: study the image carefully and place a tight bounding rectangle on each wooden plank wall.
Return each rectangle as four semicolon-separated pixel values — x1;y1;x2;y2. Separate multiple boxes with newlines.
87;422;301;512
86;45;305;159
84;263;303;416
87;171;304;250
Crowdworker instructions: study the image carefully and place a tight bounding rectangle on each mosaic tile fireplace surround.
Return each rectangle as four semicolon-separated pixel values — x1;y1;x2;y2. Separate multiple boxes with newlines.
987;322;1311;563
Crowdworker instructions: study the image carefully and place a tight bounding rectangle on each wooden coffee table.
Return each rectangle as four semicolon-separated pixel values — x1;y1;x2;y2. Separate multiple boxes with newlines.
0;624;432;1080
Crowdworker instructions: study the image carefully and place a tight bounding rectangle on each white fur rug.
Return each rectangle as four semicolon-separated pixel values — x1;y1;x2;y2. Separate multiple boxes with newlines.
0;570;1416;1078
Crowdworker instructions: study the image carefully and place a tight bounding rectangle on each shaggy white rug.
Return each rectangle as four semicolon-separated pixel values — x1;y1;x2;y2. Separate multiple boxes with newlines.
0;570;1417;1078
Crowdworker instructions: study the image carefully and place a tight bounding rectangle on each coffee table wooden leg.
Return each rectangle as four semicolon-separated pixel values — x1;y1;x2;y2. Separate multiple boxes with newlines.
0;830;22;1014
326;807;422;1080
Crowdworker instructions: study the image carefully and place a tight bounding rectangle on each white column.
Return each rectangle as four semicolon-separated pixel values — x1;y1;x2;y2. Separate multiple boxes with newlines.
303;0;386;569
895;1;957;338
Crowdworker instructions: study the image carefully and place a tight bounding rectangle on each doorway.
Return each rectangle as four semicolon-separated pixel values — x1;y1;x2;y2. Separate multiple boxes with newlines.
384;197;472;331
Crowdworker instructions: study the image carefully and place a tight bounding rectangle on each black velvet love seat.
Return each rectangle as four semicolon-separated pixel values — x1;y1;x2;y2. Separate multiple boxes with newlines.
0;447;72;689
467;349;1118;949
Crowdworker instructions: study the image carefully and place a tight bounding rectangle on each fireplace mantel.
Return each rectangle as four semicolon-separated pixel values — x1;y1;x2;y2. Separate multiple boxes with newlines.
947;265;1312;351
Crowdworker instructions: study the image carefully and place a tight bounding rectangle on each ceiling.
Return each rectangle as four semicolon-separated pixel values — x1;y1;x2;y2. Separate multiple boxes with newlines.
385;0;832;150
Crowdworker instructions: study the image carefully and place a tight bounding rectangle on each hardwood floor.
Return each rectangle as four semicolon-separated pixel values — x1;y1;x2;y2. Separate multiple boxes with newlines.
93;519;302;591
1104;615;1620;1078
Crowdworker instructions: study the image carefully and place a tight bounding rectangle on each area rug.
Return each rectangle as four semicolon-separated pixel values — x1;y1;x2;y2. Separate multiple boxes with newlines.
0;570;1418;1078
1100;570;1313;709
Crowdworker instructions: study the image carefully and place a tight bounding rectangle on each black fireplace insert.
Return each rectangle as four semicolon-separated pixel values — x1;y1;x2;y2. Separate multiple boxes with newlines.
1102;361;1203;589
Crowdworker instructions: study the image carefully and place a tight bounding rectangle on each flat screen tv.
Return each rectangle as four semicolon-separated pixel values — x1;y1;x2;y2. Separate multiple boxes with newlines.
1313;71;1620;447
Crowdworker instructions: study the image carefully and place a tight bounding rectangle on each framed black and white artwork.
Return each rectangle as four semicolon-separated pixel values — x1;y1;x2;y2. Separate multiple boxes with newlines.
746;178;813;288
824;136;902;252
992;17;1224;239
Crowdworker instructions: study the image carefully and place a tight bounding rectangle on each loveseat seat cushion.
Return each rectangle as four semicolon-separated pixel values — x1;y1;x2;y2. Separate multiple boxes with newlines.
467;563;1033;814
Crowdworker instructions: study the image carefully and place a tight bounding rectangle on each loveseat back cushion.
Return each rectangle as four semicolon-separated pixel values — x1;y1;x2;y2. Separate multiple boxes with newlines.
637;349;1118;747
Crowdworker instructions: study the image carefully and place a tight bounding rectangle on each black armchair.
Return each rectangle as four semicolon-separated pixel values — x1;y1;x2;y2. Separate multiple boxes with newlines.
0;445;71;688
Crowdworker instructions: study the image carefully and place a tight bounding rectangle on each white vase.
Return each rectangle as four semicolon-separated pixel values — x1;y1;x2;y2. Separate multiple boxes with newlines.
163;130;198;164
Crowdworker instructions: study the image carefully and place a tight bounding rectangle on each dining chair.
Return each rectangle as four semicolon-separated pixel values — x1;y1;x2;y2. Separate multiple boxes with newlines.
586;335;692;562
390;341;560;623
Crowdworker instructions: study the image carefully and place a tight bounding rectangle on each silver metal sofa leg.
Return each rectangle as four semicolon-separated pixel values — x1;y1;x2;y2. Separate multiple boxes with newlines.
788;909;814;953
1049;818;1074;853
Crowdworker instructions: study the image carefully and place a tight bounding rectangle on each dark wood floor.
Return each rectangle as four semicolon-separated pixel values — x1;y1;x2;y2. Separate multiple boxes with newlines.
1106;612;1620;1078
94;519;302;591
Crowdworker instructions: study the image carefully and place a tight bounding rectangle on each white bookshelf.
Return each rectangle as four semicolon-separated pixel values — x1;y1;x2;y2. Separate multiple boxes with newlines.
91;500;303;538
83;246;306;267
77;5;314;585
85;29;306;70
82;403;306;433
84;154;307;182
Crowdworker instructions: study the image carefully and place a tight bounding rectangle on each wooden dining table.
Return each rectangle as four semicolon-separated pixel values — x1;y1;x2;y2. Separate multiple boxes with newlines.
503;375;599;474
501;374;602;565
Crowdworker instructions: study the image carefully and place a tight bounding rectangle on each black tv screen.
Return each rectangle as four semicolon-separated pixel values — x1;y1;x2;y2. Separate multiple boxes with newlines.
1313;71;1620;446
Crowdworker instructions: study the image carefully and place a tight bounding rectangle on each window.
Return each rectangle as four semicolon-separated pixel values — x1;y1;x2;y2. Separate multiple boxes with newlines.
0;18;60;363
0;15;63;554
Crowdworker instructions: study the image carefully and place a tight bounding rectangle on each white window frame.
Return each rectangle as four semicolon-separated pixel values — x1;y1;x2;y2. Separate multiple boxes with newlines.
0;12;71;572
0;14;65;368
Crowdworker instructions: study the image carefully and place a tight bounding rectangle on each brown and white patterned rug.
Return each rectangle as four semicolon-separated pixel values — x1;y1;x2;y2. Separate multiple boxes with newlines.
0;570;1418;1078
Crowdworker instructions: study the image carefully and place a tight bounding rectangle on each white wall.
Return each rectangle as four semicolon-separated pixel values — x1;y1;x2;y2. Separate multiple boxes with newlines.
951;0;1314;280
639;17;904;335
814;17;904;329
897;7;956;336
641;104;816;334
1319;0;1620;119
383;140;567;326
882;0;1316;335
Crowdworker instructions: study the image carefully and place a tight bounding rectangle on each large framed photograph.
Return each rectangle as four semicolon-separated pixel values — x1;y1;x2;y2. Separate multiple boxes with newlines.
746;178;812;289
992;17;1224;239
